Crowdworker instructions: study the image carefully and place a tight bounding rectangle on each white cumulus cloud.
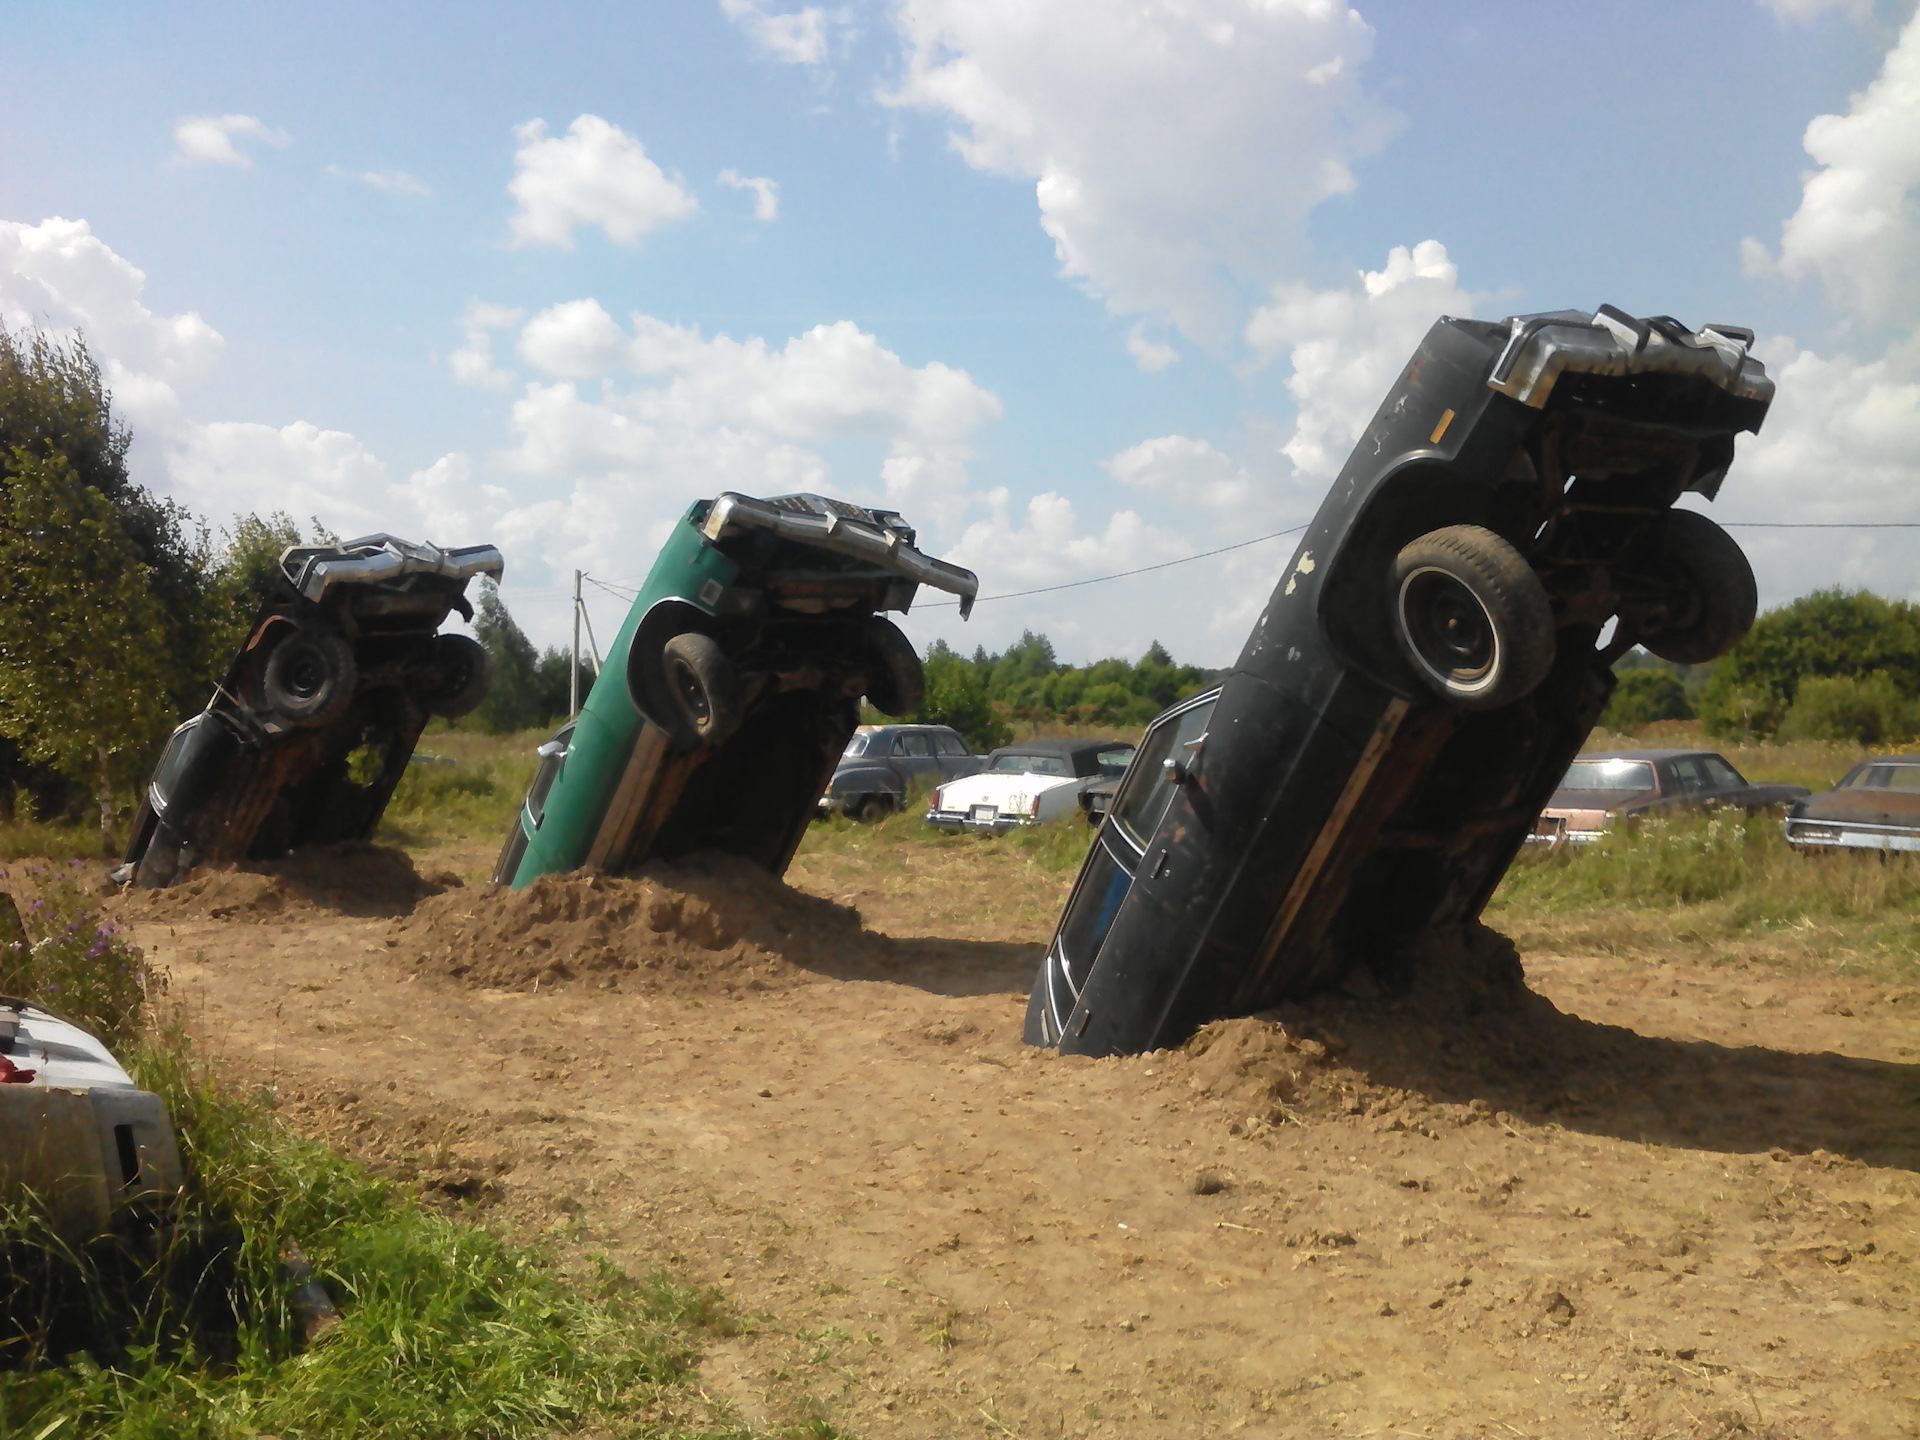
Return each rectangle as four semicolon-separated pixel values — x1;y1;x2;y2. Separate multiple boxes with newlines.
880;0;1392;350
507;116;699;249
1743;7;1920;334
720;0;832;65
170;114;290;168
328;165;430;197
1124;325;1179;373
718;169;781;220
448;301;526;392
1247;238;1482;477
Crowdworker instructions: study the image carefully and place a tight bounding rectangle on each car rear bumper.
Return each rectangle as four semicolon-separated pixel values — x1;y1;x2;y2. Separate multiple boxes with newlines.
1784;818;1920;852
926;807;1029;834
1525;815;1603;848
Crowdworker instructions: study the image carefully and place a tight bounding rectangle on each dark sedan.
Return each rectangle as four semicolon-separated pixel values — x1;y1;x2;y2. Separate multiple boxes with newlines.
1026;307;1775;1057
818;724;983;821
1784;756;1920;853
1531;749;1809;845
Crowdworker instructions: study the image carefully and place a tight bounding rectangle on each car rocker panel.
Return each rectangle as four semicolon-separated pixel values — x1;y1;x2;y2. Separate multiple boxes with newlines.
495;494;978;889
1027;307;1773;1057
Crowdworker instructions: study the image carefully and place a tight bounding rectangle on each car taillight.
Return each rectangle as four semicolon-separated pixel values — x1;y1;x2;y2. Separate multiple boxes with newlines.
1027;794;1041;818
932;787;944;810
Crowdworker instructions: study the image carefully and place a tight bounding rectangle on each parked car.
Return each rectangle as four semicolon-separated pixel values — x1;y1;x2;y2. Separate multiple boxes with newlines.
1531;749;1809;845
120;535;502;888
819;724;983;821
494;492;978;888
1783;756;1920;853
0;991;184;1239
927;738;1135;833
1026;306;1775;1056
1078;772;1122;827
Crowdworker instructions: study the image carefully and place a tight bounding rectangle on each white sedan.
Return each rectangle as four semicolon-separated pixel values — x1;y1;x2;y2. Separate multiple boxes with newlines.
926;739;1135;833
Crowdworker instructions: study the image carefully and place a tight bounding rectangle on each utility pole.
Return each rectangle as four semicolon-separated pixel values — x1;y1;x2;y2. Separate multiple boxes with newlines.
571;569;582;716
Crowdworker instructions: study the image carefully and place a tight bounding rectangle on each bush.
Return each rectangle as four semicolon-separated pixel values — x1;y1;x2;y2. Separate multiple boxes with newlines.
1778;672;1916;745
0;864;149;1053
1600;669;1692;730
915;643;1010;751
1701;589;1920;739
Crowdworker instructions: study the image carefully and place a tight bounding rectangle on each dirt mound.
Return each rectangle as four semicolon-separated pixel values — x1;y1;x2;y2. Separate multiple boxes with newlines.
116;845;449;923
393;852;881;996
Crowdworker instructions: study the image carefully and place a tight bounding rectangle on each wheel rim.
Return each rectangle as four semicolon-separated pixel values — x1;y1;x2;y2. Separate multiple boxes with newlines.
282;648;328;702
668;656;711;726
1399;567;1500;694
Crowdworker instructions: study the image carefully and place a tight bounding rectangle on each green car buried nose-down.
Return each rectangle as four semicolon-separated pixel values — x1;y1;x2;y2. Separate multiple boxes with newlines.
493;492;979;890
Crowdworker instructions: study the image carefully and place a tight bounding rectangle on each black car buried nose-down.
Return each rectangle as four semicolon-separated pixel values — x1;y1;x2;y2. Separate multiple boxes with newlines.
1027;308;1774;1056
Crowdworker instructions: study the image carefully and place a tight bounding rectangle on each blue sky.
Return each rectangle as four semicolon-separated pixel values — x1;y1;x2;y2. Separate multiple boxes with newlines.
4;0;1917;664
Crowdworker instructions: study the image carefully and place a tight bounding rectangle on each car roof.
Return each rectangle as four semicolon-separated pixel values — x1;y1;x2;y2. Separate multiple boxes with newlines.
854;723;953;735
1860;755;1920;765
1573;749;1726;763
987;738;1132;759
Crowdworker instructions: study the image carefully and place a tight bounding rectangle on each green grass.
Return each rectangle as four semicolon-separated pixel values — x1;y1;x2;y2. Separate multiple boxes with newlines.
0;877;746;1440
799;780;1095;877
375;726;542;855
1489;808;1920;977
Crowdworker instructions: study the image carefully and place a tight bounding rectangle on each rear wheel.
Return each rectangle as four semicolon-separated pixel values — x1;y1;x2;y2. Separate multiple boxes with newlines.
261;628;357;727
1640;510;1756;665
415;634;493;719
660;632;743;748
849;793;894;823
1391;525;1555;711
862;618;925;717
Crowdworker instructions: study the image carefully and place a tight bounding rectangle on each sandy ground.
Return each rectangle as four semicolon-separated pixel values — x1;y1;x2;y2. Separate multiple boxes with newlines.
93;842;1920;1440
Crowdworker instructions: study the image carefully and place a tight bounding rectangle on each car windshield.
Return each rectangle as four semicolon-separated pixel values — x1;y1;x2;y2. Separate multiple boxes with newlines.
1844;763;1920;791
1559;759;1657;792
842;734;869;759
991;753;1072;775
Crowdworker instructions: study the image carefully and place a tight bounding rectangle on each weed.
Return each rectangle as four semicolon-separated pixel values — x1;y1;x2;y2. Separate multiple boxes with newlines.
0;864;150;1052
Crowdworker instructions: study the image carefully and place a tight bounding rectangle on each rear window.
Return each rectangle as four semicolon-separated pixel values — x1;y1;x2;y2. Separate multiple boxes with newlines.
842;734;869;759
1094;747;1135;777
1559;759;1657;792
1844;763;1920;791
991;753;1072;775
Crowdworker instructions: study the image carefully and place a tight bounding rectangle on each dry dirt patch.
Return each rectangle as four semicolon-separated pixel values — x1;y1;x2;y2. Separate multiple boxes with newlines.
123;838;1920;1439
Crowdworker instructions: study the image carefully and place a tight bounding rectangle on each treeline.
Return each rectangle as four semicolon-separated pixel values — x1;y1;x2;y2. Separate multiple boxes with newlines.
914;631;1218;751
1604;589;1920;746
0;328;332;838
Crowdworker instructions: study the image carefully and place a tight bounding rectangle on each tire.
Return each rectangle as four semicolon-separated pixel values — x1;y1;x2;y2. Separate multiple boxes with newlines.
660;632;744;748
863;618;925;717
415;634;493;719
849;793;893;823
260;628;357;727
1391;525;1555;711
1640;510;1757;665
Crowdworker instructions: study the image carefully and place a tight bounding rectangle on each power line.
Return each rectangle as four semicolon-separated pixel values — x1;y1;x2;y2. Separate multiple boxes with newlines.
550;518;1915;619
917;523;1309;610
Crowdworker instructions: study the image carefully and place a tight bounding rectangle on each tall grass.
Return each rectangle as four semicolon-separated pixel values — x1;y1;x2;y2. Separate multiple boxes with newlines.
0;876;743;1440
1490;809;1920;975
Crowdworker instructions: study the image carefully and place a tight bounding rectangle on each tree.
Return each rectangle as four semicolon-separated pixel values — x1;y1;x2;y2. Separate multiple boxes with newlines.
0;450;176;847
1700;590;1920;738
1600;670;1692;730
0;328;217;716
469;581;577;734
916;641;1011;751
